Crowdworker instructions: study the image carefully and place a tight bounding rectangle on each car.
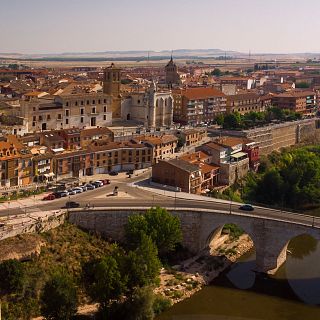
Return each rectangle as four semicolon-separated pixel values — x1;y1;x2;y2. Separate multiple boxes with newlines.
109;171;118;176
80;185;87;192
73;187;83;194
65;201;80;208
43;194;56;201
53;192;62;198
67;189;77;195
85;184;95;190
94;180;105;186
59;190;69;197
239;204;254;211
102;179;111;185
92;181;102;188
126;170;134;175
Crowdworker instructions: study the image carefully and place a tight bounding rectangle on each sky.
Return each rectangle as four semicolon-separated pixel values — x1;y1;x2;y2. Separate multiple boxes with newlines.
1;0;320;54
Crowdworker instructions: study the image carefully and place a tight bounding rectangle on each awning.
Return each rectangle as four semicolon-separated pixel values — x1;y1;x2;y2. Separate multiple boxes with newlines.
231;152;247;159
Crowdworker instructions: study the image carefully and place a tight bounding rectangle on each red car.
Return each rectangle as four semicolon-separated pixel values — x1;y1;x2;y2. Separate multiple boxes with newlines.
102;179;111;185
43;194;56;201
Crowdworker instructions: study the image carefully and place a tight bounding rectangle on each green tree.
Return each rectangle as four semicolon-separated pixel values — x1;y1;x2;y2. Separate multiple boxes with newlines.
40;272;78;320
89;255;126;310
223;112;242;129
211;68;222;76
0;259;26;294
126;207;183;257
126;233;161;288
215;114;224;126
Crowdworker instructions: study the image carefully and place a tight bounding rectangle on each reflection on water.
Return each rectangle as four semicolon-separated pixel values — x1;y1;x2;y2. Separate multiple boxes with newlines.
157;235;320;320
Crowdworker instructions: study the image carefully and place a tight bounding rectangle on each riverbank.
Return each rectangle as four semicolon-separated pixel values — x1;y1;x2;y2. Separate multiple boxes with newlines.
155;233;254;305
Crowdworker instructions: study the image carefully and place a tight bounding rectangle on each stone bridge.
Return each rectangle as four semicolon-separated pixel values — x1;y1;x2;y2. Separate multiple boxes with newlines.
69;207;320;274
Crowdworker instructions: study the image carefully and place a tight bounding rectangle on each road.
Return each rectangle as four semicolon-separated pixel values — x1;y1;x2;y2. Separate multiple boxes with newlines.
1;179;319;229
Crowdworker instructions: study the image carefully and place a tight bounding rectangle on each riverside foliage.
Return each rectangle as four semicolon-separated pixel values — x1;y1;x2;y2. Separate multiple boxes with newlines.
244;146;320;210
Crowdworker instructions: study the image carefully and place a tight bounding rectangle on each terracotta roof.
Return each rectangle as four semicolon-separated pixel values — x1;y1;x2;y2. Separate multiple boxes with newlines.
215;137;245;148
182;87;225;100
180;151;210;163
227;93;260;101
274;91;315;98
166;159;200;173
80;127;113;137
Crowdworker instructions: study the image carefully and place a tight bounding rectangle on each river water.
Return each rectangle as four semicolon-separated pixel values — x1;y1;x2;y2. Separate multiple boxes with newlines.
157;235;320;320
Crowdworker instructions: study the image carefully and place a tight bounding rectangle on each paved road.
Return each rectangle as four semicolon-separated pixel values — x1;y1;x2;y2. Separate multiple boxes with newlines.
2;180;319;229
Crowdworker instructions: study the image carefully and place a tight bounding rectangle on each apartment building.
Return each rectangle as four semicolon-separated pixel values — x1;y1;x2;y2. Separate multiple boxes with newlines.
87;140;153;175
131;134;178;163
226;93;263;115
176;129;207;147
0;135;33;187
271;91;317;116
219;77;255;90
173;87;226;125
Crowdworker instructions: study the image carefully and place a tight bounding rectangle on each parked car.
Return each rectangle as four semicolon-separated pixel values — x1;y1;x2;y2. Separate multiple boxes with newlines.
73;187;83;194
60;190;69;197
43;194;56;201
94;180;104;187
239;204;254;211
80;185;88;192
126;170;134;175
53;192;62;198
85;184;95;190
109;171;118;176
91;182;101;188
67;189;77;195
65;201;80;208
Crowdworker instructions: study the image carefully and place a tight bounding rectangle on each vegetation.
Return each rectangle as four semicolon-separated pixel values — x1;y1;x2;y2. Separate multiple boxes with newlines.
222;224;244;240
0;208;182;319
243;146;320;210
40;272;78;320
216;107;301;130
125;207;183;258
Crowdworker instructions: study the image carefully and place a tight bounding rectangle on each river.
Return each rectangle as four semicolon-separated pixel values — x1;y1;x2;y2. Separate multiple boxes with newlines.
157;235;320;320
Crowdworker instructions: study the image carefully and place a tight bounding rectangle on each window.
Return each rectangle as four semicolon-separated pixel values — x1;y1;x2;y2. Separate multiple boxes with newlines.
87;100;90;105
104;106;107;112
57;114;62;120
47;115;51;120
98;99;101;104
75;101;78;106
104;99;106;103
81;101;84;105
33;116;36;121
80;117;84;123
92;100;95;105
103;115;107;120
80;108;84;115
65;110;69;117
32;122;36;127
66;102;69;107
92;107;96;114
66;119;69;125
33;107;36;111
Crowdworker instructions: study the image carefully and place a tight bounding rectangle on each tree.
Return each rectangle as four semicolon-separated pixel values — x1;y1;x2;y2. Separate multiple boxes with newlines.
125;207;183;257
0;259;26;294
211;68;222;76
215;114;224;126
223;112;242;129
126;233;161;288
89;255;126;310
40;272;78;320
102;287;156;320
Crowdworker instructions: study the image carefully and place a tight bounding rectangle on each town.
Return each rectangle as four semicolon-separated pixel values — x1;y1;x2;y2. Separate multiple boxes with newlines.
0;57;320;197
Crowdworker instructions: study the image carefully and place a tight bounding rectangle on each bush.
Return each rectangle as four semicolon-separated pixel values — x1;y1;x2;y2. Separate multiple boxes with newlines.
0;259;26;294
40;272;78;320
153;295;172;315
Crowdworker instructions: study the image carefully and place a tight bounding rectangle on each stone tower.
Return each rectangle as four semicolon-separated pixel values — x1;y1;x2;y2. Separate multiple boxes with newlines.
103;63;121;119
165;55;181;87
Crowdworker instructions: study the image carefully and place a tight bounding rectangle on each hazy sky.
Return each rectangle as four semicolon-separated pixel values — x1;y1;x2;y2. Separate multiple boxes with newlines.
1;0;320;54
